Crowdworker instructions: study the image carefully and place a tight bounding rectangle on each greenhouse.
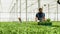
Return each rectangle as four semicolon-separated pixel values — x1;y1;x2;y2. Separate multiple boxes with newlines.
0;0;60;34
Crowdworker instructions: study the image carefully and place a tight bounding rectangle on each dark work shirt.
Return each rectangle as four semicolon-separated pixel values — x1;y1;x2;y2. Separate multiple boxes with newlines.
36;12;45;20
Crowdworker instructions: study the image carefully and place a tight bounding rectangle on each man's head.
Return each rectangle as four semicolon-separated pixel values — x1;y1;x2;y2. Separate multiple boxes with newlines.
38;8;43;13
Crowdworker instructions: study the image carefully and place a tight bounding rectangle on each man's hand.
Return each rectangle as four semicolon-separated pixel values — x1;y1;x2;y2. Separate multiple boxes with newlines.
37;20;40;22
35;17;38;22
43;17;45;21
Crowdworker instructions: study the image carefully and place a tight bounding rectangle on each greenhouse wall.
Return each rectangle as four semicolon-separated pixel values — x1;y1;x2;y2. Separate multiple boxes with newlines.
0;0;60;21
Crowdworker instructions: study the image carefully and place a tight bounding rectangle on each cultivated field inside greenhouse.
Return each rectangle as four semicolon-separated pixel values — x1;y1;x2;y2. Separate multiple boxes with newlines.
0;21;60;34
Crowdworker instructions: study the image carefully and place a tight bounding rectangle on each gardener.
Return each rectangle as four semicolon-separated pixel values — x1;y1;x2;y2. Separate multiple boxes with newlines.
35;8;45;25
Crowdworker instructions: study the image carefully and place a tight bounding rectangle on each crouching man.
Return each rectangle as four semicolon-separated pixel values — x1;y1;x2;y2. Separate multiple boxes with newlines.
35;8;45;25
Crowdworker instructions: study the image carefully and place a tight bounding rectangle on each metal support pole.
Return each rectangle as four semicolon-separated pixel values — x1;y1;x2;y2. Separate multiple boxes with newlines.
16;0;18;21
57;3;58;22
26;0;27;21
38;0;40;8
0;0;1;21
48;4;49;18
20;0;21;18
0;0;3;21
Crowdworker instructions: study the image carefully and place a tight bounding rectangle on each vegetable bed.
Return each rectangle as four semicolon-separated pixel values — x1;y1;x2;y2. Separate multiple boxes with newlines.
0;21;59;34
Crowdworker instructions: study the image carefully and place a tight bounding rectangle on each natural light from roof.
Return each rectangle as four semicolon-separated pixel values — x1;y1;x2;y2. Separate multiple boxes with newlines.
1;0;12;12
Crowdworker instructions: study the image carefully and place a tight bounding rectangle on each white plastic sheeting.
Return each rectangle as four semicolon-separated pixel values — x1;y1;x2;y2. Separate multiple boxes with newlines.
0;0;60;21
41;0;60;21
19;0;38;21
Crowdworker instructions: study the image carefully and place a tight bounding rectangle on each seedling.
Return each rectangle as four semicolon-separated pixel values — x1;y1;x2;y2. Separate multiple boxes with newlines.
38;18;52;26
